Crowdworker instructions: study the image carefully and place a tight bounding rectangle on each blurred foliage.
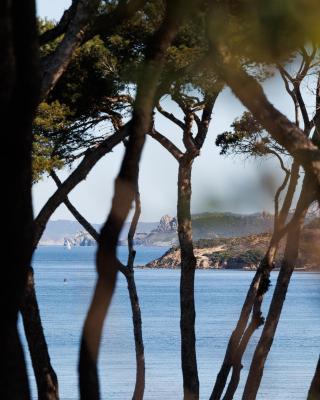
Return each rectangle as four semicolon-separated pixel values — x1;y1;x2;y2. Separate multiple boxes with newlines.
103;1;222;95
206;0;320;64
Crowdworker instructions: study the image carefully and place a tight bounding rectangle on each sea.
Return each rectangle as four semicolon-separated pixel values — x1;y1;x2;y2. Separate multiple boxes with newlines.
20;245;320;399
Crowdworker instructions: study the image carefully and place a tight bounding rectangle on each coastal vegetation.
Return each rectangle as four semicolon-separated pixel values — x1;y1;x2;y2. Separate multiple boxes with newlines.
2;1;320;400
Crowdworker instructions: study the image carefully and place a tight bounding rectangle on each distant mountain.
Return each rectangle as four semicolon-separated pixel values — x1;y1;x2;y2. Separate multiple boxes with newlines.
40;220;100;245
40;219;158;245
191;211;274;238
126;212;275;247
40;212;276;246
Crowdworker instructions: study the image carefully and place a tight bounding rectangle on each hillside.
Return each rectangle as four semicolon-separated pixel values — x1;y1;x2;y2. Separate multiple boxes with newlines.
191;211;274;238
41;212;275;246
135;212;274;246
144;225;320;271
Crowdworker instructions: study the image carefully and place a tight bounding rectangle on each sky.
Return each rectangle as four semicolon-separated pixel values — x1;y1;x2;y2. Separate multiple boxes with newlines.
33;1;314;223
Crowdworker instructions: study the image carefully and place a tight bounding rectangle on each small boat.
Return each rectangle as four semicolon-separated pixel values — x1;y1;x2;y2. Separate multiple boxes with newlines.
66;240;72;250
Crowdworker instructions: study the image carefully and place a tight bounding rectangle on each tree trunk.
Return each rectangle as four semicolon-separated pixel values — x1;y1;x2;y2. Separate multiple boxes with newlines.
178;156;199;400
40;0;100;99
211;44;320;186
1;1;39;398
308;357;320;400
78;3;185;396
126;189;145;400
126;271;145;400
18;128;128;400
209;245;276;400
222;297;263;400
242;175;316;400
210;160;300;400
53;170;146;400
20;268;59;399
19;1;147;396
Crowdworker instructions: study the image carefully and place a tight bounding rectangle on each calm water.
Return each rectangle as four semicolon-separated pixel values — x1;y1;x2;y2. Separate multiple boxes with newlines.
20;246;320;399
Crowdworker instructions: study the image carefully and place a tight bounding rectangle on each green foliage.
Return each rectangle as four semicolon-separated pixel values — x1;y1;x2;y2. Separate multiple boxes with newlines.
206;249;264;265
38;19;62;57
49;36;124;119
33;8;223;182
34;21;130;182
216;111;286;158
104;2;221;95
207;1;320;63
237;249;264;263
32;101;75;183
103;1;164;84
33;134;64;183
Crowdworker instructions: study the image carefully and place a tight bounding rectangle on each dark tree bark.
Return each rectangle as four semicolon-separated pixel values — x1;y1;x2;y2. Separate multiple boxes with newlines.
40;0;147;99
242;174;317;400
19;125;128;400
20;1;148;396
125;190;145;400
178;155;199;400
40;0;100;99
209;55;306;399
20;268;59;400
0;0;40;398
308;357;320;400
209;271;262;400
78;3;185;397
52;171;145;399
150;90;221;400
210;161;300;400
38;1;79;46
222;297;263;400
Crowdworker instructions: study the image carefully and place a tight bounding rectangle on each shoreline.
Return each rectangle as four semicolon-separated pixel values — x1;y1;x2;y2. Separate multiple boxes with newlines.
137;266;320;273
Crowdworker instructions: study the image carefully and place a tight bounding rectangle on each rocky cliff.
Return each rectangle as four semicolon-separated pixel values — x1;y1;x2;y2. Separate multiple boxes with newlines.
64;231;96;247
119;214;178;246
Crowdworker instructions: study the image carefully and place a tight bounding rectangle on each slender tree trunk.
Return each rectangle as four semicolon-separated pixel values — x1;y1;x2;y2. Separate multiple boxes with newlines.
210;161;300;400
53;171;146;400
126;190;145;400
78;3;186;396
20;268;59;399
222;297;263;400
18;126;128;400
308;357;320;400
126;271;145;400
177;156;199;400
242;175;316;400
19;1;147;396
210;238;278;400
1;1;39;398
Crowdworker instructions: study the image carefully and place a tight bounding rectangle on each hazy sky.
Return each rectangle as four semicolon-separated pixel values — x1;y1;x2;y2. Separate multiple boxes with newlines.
34;1;312;223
